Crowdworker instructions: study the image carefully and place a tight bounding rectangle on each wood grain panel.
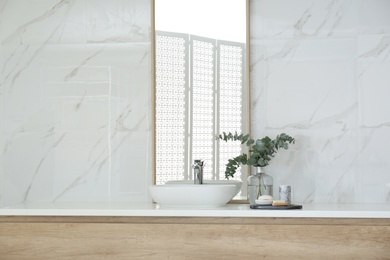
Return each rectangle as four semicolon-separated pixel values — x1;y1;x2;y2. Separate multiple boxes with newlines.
1;218;389;259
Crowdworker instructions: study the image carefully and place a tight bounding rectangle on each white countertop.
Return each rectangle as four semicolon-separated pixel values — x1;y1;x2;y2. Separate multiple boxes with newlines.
1;203;390;218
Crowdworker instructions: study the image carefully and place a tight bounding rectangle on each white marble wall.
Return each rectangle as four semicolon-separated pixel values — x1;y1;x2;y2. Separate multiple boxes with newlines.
0;0;152;206
0;1;4;206
250;0;390;203
1;0;389;206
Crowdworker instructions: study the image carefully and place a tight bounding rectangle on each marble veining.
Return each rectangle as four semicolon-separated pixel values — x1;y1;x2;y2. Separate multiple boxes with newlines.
22;133;67;202
359;35;390;59
0;0;152;206
63;48;105;81
1;0;389;206
251;0;390;203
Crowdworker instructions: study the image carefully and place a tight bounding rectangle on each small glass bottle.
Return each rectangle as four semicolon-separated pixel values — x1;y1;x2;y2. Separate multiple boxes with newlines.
247;171;260;206
257;167;273;197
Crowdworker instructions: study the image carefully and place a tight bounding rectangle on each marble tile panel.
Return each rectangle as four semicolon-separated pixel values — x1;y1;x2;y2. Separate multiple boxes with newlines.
2;48;46;132
358;61;390;127
3;0;389;206
251;0;357;39
3;132;59;206
358;34;390;62
357;128;390;203
0;0;75;45
251;38;357;130
0;1;4;206
249;43;267;135
311;130;359;203
1;0;152;205
106;45;152;132
110;131;153;202
264;62;356;129
0;92;3;207
3;42;151;133
255;130;317;203
358;35;390;127
249;0;374;204
51;0;88;44
43;66;111;85
358;0;390;34
256;128;359;203
50;131;110;203
42;95;110;133
0;1;5;206
86;0;150;43
1;0;150;45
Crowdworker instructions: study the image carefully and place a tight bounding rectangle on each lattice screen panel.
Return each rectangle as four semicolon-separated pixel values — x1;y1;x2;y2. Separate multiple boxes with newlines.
155;31;245;186
191;37;215;180
218;42;245;182
155;32;188;184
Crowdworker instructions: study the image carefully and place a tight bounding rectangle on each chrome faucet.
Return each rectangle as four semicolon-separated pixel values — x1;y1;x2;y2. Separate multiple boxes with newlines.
192;160;204;184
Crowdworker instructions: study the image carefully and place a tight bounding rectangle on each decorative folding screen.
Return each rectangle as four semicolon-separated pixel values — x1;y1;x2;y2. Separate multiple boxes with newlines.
155;32;189;183
155;31;245;188
217;41;246;184
190;36;216;180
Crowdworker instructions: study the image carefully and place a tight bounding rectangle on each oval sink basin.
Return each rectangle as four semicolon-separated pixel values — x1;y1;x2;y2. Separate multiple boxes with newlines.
165;180;242;197
149;181;240;208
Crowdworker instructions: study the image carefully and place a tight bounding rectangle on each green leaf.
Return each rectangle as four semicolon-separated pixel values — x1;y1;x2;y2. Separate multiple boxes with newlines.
216;131;295;179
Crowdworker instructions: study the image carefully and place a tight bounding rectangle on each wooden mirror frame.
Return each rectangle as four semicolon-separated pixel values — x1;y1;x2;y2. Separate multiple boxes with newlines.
150;0;251;192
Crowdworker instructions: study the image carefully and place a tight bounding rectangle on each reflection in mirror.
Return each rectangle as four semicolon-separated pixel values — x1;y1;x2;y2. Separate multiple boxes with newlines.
153;0;249;198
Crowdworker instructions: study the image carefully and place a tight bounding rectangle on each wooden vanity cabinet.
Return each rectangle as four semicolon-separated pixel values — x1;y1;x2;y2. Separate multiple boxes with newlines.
0;216;389;259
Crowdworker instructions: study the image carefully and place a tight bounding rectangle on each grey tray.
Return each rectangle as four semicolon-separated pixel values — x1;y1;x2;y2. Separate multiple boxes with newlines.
250;204;303;210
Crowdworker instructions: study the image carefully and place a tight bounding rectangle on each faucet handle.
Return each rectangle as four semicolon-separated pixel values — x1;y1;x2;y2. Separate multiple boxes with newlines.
192;159;204;167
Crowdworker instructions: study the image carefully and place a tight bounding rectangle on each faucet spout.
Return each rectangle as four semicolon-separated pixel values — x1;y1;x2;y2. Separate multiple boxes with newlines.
192;160;204;184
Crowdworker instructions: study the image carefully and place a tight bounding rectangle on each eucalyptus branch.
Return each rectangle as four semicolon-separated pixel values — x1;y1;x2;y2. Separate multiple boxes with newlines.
217;132;295;179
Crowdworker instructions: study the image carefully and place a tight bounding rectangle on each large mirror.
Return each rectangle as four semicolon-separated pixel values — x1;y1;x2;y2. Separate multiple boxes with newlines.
152;0;250;199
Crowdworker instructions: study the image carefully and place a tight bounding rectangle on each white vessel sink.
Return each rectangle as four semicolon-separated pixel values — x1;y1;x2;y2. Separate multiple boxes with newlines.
165;180;242;197
149;180;241;208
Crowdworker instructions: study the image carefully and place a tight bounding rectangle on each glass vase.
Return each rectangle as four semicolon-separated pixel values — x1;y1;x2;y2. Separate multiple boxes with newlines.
257;167;273;197
247;171;260;206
